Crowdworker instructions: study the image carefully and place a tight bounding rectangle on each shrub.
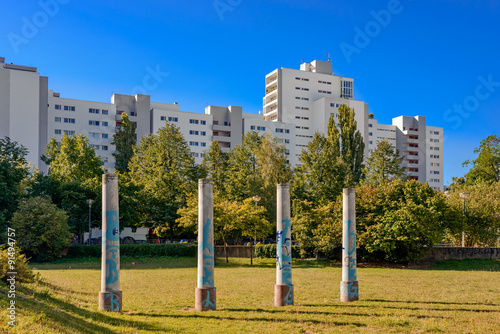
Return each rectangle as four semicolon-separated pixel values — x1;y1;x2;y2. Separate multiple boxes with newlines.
0;246;34;284
255;244;300;259
10;196;71;262
66;243;197;258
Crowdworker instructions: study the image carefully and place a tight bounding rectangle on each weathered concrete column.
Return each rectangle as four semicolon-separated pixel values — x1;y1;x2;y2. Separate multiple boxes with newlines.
275;184;293;306
99;174;122;311
195;179;216;311
340;188;358;302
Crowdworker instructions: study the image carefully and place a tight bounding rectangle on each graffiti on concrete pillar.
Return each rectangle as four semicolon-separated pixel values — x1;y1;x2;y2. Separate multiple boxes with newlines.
340;282;358;299
202;289;216;308
343;219;357;281
105;292;120;311
201;218;214;287
104;210;120;285
277;219;292;285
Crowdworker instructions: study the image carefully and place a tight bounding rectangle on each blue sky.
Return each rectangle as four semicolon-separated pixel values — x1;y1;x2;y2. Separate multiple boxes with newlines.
1;0;499;184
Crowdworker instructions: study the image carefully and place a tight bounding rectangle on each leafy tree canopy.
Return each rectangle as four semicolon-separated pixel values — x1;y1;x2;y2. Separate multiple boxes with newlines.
112;112;136;173
463;135;500;185
364;139;405;185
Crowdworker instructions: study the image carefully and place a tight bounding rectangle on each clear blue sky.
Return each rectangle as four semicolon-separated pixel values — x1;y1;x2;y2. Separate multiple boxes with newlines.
1;0;499;184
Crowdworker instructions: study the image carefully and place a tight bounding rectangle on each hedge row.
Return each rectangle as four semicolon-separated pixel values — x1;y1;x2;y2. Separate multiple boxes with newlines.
255;244;300;259
66;243;197;258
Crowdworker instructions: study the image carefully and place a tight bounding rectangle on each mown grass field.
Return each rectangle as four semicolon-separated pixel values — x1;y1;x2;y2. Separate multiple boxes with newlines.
1;257;499;333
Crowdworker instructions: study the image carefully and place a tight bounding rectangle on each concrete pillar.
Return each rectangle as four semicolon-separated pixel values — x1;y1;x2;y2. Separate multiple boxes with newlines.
99;174;122;312
340;188;358;302
275;184;293;306
195;179;216;311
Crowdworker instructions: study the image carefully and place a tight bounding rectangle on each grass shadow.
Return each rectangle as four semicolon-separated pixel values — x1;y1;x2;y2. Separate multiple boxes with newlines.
427;259;500;272
132;312;367;327
3;285;169;333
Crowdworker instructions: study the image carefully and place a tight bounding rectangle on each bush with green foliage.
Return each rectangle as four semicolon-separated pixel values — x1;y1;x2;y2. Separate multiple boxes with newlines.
255;244;300;259
66;243;197;258
10;196;71;262
0;246;34;284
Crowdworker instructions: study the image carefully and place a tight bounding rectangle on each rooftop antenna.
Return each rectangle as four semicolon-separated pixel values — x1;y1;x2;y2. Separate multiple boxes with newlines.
326;53;331;62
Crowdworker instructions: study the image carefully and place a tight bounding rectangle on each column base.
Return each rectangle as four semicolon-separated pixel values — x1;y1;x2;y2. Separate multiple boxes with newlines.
195;287;216;311
274;284;293;306
340;281;359;302
99;291;122;312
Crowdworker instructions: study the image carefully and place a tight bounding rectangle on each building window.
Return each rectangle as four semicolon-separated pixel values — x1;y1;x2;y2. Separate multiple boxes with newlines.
168;117;178;122
257;126;265;131
102;134;108;139
130;111;137;117
285;139;290;144
201;131;206;136
64;106;76;111
89;132;99;138
285;129;290;134
64;118;75;124
369;132;372;136
213;121;219;125
251;126;255;130
161;116;166;121
89;108;100;114
369;141;373;145
190;130;199;135
102;110;109;115
189;141;199;146
102;145;108;151
55;104;61;110
190;119;199;124
341;80;353;99
201;120;206;125
54;129;62;135
64;130;75;135
276;128;283;133
102;122;108;127
318;90;331;94
201;142;206;147
55;117;61;122
369;124;373;127
89;120;100;126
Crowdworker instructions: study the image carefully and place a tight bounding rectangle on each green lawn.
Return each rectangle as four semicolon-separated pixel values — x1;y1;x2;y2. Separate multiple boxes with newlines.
1;257;499;333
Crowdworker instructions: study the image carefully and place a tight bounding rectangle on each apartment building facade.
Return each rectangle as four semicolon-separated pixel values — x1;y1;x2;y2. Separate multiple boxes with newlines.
0;57;443;190
263;60;444;190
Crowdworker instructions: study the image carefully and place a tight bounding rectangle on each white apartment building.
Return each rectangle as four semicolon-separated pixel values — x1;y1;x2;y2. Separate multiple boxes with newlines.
0;57;443;190
263;60;444;190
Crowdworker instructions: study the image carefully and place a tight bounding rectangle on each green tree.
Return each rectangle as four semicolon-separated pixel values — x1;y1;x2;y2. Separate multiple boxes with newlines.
292;199;340;259
294;133;350;204
112;112;136;173
294;104;365;204
11;196;71;262
444;182;500;246
365;139;405;185
226;131;291;222
359;180;453;263
42;133;103;184
203;141;228;195
24;171;100;243
463;135;500;185
129;123;198;238
336;104;365;184
0;137;29;230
